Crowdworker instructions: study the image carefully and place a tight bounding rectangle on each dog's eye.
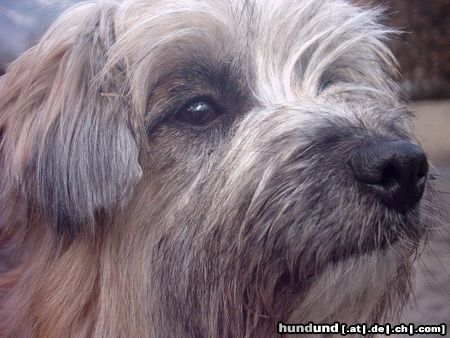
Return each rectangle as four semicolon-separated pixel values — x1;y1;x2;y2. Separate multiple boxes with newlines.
174;99;221;126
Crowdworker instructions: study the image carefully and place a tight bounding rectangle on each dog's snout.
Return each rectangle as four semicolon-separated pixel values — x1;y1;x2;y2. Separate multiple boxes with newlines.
350;140;428;211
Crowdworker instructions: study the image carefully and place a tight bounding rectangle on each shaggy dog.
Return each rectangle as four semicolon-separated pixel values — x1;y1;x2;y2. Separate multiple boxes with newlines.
0;0;436;337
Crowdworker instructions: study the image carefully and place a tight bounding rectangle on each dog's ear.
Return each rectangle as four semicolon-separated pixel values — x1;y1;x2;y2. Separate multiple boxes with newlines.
0;3;142;237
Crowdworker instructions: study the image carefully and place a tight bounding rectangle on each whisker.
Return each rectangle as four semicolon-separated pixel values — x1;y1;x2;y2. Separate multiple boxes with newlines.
428;172;450;182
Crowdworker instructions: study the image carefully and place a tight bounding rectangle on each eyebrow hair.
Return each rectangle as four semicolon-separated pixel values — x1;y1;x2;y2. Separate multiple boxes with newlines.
144;54;252;133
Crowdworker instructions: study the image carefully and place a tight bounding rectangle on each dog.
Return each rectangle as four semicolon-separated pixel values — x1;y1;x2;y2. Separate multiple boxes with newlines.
0;0;438;337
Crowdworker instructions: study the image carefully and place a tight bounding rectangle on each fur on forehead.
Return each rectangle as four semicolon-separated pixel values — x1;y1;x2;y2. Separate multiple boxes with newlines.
106;0;399;113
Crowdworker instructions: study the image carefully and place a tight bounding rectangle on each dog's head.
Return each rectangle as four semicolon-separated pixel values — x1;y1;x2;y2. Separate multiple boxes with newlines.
0;0;438;336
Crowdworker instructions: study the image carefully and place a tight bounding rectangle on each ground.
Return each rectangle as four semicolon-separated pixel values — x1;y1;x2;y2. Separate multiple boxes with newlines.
394;100;450;337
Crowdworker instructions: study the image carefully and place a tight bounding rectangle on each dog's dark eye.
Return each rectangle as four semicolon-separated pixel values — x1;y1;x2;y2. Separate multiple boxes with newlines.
174;99;221;126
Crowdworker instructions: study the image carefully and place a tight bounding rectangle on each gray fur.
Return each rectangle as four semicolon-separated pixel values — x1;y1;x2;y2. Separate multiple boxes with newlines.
0;0;438;337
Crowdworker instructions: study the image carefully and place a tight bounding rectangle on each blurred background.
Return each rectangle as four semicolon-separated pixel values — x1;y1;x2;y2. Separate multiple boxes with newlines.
0;0;448;335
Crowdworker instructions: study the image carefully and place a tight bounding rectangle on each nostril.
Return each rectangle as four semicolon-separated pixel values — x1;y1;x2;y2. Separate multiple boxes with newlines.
350;140;428;211
417;157;428;178
379;163;401;189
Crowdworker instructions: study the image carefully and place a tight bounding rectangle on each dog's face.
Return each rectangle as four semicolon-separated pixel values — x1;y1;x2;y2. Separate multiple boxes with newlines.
0;0;437;336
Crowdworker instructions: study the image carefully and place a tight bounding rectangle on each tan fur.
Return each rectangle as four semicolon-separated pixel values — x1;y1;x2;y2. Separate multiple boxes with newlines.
0;1;437;337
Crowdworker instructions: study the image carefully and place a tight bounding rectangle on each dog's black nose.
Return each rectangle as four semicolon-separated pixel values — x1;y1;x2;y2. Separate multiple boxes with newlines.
350;140;428;211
